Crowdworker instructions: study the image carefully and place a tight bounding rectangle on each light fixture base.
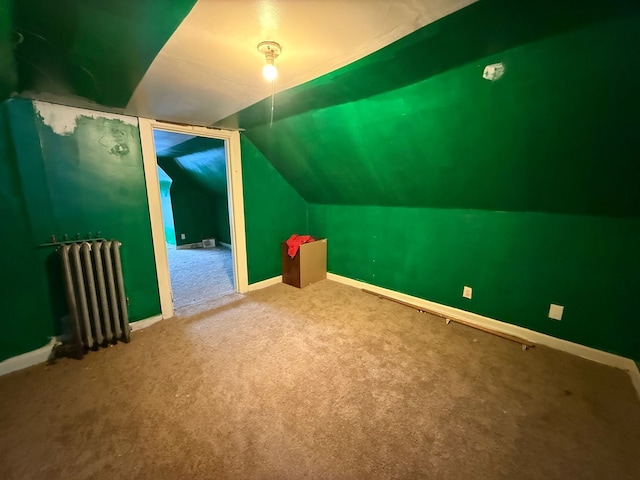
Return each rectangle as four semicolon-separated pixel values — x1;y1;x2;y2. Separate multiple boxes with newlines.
257;41;282;58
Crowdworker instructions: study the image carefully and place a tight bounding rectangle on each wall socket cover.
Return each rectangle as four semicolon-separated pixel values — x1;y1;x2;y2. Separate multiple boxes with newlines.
463;286;472;299
549;304;564;321
180;233;186;240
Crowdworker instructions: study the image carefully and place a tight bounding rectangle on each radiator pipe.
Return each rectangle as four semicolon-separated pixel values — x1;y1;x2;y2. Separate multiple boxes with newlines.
102;241;122;340
92;241;113;342
70;243;94;350
39;237;107;248
81;242;104;346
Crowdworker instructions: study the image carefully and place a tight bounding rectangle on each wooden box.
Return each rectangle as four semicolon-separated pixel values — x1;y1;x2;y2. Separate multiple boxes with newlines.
281;239;327;288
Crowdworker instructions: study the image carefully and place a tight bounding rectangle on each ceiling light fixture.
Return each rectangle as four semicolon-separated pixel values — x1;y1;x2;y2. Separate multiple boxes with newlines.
257;41;282;81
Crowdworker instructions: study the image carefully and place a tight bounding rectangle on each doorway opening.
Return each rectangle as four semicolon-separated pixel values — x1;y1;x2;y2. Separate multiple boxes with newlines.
140;119;248;320
153;130;234;315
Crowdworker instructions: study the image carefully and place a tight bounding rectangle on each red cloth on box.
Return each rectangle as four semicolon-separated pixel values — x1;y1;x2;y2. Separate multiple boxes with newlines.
286;234;315;258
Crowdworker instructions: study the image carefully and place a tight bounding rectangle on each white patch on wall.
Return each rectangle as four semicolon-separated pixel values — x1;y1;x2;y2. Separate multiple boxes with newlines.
482;62;505;81
33;100;138;136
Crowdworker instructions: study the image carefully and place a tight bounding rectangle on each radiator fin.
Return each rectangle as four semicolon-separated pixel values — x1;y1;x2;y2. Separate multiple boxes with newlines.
59;240;130;358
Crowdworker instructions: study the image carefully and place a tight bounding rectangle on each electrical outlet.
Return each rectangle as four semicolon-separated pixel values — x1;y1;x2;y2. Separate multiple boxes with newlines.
549;304;564;321
463;286;472;299
180;233;186;240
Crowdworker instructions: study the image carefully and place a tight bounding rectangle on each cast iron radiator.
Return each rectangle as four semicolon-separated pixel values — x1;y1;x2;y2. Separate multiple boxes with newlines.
58;240;130;358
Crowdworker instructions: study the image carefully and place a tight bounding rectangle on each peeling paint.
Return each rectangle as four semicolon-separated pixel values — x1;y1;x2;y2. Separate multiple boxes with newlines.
33;100;137;136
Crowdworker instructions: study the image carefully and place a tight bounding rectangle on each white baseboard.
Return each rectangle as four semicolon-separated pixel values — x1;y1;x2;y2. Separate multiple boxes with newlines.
247;275;282;292
176;242;203;250
130;314;164;332
327;273;640;399
0;314;165;377
218;241;232;249
0;338;58;377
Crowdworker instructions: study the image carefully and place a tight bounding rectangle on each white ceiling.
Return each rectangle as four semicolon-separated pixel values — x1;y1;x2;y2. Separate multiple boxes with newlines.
127;0;476;127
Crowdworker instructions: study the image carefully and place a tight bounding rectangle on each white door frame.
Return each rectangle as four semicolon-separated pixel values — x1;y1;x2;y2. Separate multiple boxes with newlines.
139;118;248;320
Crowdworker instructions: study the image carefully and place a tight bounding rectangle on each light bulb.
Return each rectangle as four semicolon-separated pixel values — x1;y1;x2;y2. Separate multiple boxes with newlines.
263;63;278;81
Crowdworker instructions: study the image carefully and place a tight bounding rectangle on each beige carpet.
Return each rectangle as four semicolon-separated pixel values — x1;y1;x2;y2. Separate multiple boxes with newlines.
1;280;639;479
166;243;234;316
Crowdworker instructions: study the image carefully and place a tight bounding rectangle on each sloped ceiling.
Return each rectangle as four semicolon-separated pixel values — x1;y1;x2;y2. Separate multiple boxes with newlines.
153;131;196;153
223;0;640;130
11;0;197;109
241;0;640;216
4;0;639;217
6;0;476;125
154;131;228;195
127;0;476;126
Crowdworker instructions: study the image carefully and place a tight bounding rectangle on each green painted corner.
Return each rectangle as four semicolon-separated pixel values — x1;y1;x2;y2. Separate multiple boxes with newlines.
241;135;308;284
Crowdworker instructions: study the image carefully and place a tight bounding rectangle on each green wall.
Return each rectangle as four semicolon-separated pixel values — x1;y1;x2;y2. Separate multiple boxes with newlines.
239;7;640;360
241;135;308;284
3;0;638;364
0;100;51;360
171;185;220;247
245;14;640;215
0;98;160;361
310;205;640;359
214;197;231;245
171;144;231;245
156;147;231;247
